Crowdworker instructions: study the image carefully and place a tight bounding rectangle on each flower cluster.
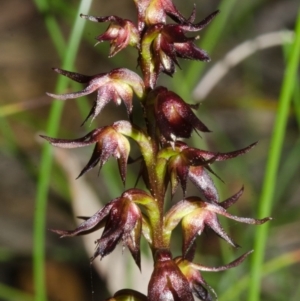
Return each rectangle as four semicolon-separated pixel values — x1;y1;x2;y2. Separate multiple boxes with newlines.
43;1;271;300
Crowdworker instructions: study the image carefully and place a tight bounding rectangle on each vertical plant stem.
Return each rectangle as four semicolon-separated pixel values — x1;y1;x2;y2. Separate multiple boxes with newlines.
33;2;92;301
247;8;300;301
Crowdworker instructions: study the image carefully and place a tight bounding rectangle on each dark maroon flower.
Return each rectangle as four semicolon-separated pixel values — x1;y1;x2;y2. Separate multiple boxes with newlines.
146;86;210;141
51;189;146;269
148;249;194;301
164;191;271;257
158;141;257;200
46;68;144;124
80;14;140;57
139;11;218;87
41;122;130;184
175;251;253;301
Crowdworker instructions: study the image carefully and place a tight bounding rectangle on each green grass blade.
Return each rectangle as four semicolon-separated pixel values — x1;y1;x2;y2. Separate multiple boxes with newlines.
33;2;93;301
0;283;34;301
247;8;300;301
220;249;300;301
33;0;66;57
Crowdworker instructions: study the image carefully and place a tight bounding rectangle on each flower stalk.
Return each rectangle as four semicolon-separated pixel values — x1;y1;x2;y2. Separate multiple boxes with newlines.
42;1;271;300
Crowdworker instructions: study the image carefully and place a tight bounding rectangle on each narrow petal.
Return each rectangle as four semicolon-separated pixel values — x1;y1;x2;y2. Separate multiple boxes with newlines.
117;145;130;185
190;250;253;272
193;10;220;30
204;211;239;247
77;144;102;178
46;87;94;101
92;227;124;260
81;86;112;124
219;211;272;225
205;202;272;225
52;68;93;83
126;219;142;270
196;142;258;161
221;187;244;209
50;201;115;237
162;0;192;24
176;164;189;196
189;166;219;203
40;128;104;148
180;10;220;32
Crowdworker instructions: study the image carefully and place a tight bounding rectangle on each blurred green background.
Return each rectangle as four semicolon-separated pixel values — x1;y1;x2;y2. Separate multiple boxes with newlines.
0;0;299;301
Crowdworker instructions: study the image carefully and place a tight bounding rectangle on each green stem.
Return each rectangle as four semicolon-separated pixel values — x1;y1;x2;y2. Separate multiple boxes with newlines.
247;8;300;301
33;2;92;301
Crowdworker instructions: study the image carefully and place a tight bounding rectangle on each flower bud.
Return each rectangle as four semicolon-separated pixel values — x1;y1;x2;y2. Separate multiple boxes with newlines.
146;86;210;141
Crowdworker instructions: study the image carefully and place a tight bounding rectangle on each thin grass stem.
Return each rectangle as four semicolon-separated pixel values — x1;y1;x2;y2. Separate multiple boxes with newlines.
33;2;93;301
33;0;66;57
247;8;300;301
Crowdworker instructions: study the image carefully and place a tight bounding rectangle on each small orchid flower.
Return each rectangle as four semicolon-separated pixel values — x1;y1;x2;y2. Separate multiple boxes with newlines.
41;122;130;184
164;190;271;257
80;14;140;57
159;141;257;200
51;189;147;269
139;11;218;87
47;68;144;124
175;251;253;301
